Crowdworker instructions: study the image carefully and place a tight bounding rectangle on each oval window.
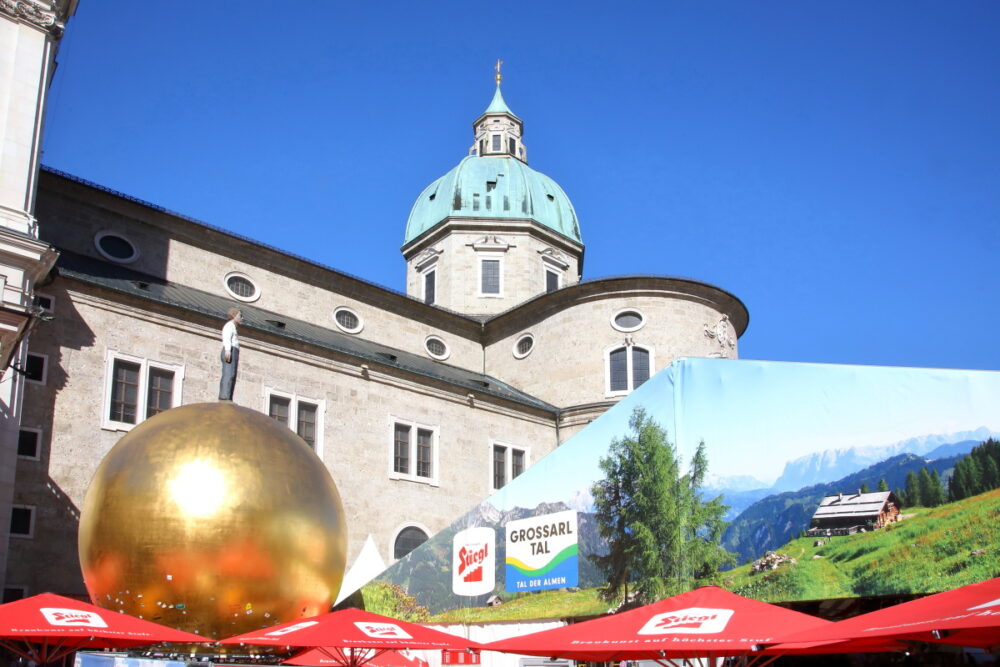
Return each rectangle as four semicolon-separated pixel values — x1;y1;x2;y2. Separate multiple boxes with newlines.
94;231;139;263
512;334;534;359
424;336;449;360
611;308;645;332
223;272;260;302
333;307;363;334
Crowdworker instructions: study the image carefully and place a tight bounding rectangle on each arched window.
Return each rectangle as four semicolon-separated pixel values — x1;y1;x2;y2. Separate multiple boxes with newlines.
393;526;429;560
607;344;652;394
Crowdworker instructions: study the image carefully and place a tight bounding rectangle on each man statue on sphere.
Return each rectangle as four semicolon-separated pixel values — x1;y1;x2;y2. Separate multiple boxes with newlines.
219;307;241;400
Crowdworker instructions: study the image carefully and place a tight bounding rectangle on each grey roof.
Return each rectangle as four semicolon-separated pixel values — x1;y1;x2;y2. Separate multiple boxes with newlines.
54;251;557;413
811;491;895;521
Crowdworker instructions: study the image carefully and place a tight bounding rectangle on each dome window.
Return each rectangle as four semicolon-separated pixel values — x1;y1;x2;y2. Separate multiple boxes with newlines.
333;307;363;334
424;336;449;360
513;334;534;359
223;272;260;302
611;308;646;332
94;231;139;263
546;194;555;202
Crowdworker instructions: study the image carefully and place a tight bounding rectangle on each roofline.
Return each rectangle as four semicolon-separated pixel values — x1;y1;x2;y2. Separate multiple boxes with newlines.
401;216;585;258
54;257;559;416
484;274;750;338
39;166;485;333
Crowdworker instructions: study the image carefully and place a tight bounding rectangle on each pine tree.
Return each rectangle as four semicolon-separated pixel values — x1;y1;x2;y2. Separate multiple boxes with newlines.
859;482;870;494
917;468;935;507
877;478;888;492
904;470;922;507
591;407;733;607
927;469;946;506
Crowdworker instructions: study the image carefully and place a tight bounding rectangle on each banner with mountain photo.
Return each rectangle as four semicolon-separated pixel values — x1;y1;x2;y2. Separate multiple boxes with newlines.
363;358;1000;622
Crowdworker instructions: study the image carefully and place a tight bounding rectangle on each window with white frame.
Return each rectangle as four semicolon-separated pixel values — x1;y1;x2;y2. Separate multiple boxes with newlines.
103;351;184;431
492;442;528;490
9;505;34;538
23;353;47;385
422;266;436;305
544;266;561;293
17;428;41;460
390;419;438;485
605;343;653;396
479;256;503;296
265;389;324;455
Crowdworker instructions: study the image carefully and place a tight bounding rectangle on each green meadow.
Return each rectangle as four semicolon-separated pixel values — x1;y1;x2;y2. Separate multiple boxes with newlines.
722;488;1000;601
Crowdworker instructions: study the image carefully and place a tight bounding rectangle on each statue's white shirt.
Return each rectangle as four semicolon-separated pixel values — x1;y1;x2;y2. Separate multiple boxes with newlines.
222;320;239;353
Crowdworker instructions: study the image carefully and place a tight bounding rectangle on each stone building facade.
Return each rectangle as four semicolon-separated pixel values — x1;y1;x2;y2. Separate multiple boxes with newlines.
0;0;75;595
5;81;747;600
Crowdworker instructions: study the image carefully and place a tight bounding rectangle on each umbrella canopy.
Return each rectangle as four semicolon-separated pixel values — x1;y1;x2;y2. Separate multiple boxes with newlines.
220;608;480;667
0;593;208;663
770;576;1000;650
482;586;844;664
285;647;429;667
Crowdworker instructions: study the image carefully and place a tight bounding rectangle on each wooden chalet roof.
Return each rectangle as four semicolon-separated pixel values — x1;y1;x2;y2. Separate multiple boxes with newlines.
811;491;895;522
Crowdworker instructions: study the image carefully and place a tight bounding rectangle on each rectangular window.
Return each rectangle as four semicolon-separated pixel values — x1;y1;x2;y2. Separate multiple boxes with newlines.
109;359;140;423
264;390;324;454
493;445;506;490
632;347;650;388
23;353;46;384
390;419;438;485
609;347;628;392
423;269;436;305
269;395;291;425
146;367;175;418
416;428;433;478
545;269;560;293
103;351;184;431
508;137;516;154
492;442;529;490
491;134;501;151
481;259;500;295
297;401;318;448
394;423;411;474
33;293;54;313
10;506;33;538
17;429;40;459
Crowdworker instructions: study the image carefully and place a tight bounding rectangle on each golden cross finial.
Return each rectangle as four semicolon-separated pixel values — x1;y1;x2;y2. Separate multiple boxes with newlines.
494;59;503;86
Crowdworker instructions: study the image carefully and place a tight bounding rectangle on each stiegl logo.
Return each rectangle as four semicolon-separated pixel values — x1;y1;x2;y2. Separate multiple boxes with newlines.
40;608;108;628
354;621;412;639
637;607;735;635
451;526;495;596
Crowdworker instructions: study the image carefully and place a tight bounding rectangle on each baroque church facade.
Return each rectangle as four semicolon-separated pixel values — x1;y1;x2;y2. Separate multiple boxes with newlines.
1;16;747;599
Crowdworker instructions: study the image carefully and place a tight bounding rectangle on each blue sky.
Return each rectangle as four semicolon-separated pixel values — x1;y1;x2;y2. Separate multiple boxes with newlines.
40;2;1000;370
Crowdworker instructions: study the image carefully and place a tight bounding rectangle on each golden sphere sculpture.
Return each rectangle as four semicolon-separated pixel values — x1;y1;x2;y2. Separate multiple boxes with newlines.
78;402;347;640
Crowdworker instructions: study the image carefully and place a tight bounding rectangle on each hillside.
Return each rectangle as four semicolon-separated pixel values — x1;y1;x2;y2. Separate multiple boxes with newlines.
722;453;960;564
721;488;1000;602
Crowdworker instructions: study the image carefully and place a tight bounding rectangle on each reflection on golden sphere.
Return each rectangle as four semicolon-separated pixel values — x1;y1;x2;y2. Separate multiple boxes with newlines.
79;402;347;640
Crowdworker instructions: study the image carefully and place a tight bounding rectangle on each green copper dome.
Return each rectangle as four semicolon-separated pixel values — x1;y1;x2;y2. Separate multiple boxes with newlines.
404;156;582;244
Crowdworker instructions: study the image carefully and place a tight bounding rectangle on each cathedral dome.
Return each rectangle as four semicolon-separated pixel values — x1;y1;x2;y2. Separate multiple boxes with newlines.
404;155;581;245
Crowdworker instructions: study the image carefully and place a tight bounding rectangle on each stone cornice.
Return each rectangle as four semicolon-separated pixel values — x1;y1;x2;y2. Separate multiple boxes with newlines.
0;0;67;36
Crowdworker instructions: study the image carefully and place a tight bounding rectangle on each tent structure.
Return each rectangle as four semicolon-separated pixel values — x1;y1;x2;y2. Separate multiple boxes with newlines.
769;576;1000;651
0;593;208;664
220;608;481;667
481;587;901;665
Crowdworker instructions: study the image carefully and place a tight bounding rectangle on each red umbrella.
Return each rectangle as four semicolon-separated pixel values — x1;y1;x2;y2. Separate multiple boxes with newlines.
220;608;480;667
0;593;208;664
285;647;429;667
482;586;900;665
770;576;1000;650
